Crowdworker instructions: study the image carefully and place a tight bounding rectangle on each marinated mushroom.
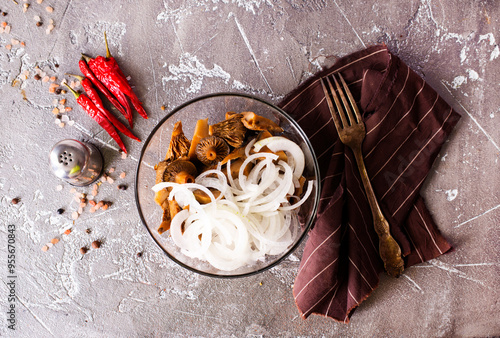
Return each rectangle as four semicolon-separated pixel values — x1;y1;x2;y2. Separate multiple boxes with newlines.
158;207;171;234
193;189;221;204
220;146;246;165
223;157;252;179
195;136;230;166
163;159;198;184
209;114;247;148
241;111;283;134
165;121;191;162
168;199;182;220
188;118;209;161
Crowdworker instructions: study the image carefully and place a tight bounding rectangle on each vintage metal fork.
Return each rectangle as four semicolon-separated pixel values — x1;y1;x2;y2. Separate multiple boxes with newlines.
321;74;404;277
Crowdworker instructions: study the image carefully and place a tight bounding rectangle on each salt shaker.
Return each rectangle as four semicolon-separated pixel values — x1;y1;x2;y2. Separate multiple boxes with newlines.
49;139;104;186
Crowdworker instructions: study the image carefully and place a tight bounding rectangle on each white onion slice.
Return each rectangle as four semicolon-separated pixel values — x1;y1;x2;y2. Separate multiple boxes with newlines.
253;136;305;179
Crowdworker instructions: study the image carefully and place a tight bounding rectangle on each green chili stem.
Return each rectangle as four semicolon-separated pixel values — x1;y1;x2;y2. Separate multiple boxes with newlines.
63;82;80;99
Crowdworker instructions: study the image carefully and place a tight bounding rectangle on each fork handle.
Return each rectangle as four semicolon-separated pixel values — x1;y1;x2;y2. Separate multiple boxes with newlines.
351;146;404;277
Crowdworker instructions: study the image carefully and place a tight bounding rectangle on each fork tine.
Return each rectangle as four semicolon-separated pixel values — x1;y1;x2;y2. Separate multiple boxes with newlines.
324;76;349;128
332;74;356;126
320;78;343;135
338;74;362;124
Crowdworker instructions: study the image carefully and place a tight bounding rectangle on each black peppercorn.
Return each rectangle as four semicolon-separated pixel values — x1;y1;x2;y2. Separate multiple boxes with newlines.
57;208;65;214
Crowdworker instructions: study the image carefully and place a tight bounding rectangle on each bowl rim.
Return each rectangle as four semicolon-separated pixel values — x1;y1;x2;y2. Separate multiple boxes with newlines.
134;92;321;278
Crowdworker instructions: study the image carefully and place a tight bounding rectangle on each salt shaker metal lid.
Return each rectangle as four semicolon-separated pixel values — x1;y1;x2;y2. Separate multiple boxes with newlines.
49;139;104;186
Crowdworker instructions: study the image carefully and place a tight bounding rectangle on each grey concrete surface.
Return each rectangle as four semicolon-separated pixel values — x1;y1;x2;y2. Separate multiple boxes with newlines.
0;0;499;337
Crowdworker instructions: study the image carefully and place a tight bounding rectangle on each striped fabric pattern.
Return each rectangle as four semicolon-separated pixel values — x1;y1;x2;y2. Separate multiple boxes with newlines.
279;45;460;323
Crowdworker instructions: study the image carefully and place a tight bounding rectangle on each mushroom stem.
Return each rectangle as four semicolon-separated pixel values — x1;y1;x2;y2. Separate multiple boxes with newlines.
175;171;195;184
205;146;218;161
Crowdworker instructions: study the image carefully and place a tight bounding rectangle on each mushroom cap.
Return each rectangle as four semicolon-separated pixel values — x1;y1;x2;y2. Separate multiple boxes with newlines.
165;121;191;162
162;159;198;183
195;135;230;166
209;114;247;148
241;111;283;134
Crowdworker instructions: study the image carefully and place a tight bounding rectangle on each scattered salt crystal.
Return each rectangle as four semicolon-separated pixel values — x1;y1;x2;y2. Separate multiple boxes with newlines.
91;190;97;197
42;75;50;83
68;120;74;126
121;152;127;159
58;122;65;128
45;6;54;13
58;104;65;111
61;115;69;122
47;242;54;248
89;207;96;213
0;27;4;34
5;44;12;50
52;98;58;105
108;167;115;173
11;38;19;45
59;98;66;105
51;238;59;245
77;207;83;214
54;118;61;124
33;15;41;21
119;172;126;179
56;184;63;191
107;177;114;184
70;188;76;193
52;107;59;114
74;195;81;202
65;107;72;112
42;245;49;252
37;0;43;4
4;25;10;34
71;211;79;220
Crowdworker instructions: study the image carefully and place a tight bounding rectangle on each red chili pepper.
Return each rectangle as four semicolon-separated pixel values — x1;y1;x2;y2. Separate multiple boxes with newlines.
79;58;133;128
87;32;148;121
64;83;127;154
67;74;141;142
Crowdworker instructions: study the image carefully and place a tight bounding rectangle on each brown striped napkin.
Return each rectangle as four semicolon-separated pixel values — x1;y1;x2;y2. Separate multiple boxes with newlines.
278;45;460;323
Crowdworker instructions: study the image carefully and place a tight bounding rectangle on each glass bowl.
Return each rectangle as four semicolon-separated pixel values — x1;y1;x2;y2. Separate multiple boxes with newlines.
135;93;320;277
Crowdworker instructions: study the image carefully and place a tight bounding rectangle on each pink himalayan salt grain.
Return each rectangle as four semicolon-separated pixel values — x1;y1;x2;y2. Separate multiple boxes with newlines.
42;245;49;252
45;6;53;13
119;172;126;179
71;211;79;220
